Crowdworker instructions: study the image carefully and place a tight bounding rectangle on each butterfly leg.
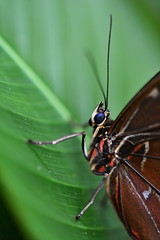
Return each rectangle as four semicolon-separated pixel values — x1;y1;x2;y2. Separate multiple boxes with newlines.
27;131;85;145
27;131;89;160
74;174;108;220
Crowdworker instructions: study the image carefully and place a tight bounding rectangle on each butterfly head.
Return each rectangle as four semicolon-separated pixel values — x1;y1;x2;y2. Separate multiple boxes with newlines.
89;101;110;127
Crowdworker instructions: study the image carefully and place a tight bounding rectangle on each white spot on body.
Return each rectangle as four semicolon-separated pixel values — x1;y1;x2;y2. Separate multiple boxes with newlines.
148;88;159;98
142;187;152;200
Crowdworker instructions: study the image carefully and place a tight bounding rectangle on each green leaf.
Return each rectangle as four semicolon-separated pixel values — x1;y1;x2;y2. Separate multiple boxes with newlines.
0;1;160;240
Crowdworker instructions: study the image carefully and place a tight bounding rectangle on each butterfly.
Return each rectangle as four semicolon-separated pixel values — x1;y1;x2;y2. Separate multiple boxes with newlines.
84;71;160;239
28;15;160;239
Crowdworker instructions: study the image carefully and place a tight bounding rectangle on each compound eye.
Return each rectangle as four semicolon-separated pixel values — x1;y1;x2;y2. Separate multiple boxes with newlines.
94;112;105;124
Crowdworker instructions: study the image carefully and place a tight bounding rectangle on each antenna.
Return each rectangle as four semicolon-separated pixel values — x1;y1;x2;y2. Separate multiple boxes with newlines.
105;14;112;109
85;15;112;110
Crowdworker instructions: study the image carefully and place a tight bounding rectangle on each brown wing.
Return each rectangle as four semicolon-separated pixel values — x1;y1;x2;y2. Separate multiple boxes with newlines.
107;72;160;239
107;163;160;240
109;72;160;136
109;71;160;195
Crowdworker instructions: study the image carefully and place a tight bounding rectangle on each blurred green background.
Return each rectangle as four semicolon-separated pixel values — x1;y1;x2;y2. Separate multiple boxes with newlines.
0;1;159;240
